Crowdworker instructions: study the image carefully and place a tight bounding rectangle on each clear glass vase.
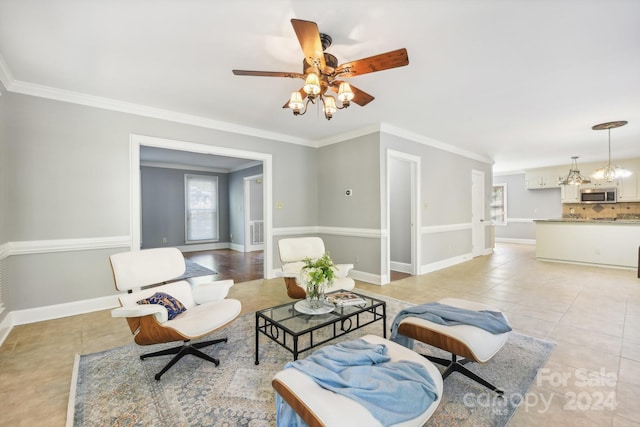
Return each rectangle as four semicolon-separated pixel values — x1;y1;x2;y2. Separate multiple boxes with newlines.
305;281;326;309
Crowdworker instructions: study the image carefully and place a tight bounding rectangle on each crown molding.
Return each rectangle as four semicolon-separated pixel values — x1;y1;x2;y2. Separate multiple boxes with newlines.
380;122;494;165
0;56;492;165
4;75;311;146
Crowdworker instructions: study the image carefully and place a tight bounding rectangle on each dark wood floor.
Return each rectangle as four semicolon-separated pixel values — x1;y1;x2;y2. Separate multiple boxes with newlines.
184;248;411;284
184;249;264;283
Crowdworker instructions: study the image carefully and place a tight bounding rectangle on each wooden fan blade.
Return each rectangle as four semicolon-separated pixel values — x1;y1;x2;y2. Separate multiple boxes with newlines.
232;70;305;79
329;81;375;106
290;19;326;71
282;88;308;109
335;48;409;78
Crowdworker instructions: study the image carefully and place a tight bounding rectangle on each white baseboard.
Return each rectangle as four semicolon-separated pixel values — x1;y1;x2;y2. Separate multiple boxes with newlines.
420;253;473;275
11;295;120;327
349;269;383;285
178;242;230;253
390;261;412;274
495;238;536;245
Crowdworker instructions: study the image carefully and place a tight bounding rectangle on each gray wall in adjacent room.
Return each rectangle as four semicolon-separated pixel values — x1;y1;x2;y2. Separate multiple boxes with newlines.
229;164;263;247
493;173;561;241
140;166;230;248
2;91;317;311
389;156;411;264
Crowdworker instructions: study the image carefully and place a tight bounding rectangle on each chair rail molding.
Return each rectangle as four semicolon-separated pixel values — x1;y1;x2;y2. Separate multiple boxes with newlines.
1;236;131;257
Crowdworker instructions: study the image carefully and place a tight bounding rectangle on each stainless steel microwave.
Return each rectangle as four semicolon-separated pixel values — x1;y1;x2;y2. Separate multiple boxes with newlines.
580;188;617;203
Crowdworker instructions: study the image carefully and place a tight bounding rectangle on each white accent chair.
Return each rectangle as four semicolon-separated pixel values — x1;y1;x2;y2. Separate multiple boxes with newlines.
276;237;355;299
272;334;443;427
110;247;242;380
396;298;510;394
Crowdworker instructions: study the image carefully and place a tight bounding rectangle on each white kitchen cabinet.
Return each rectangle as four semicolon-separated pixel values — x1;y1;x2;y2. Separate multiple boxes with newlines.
525;167;564;190
560;184;580;203
617;174;638;201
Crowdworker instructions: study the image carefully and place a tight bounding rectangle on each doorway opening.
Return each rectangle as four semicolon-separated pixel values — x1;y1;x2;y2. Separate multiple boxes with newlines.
130;134;274;279
386;150;421;282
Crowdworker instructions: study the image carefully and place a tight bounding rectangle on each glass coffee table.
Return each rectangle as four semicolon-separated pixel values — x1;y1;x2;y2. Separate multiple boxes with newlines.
255;291;386;364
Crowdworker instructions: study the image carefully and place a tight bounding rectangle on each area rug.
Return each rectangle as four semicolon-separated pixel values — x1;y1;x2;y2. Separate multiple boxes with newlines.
67;292;554;427
173;259;217;281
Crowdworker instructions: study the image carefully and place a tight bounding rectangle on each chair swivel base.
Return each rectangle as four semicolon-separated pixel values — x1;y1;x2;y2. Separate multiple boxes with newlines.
141;337;228;380
424;353;504;395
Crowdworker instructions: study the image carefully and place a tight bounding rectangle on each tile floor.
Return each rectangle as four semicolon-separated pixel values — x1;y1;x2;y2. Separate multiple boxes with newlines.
0;243;639;426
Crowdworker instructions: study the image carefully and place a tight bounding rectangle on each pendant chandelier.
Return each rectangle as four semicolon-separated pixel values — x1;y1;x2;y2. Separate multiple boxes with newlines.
559;156;591;185
591;120;632;182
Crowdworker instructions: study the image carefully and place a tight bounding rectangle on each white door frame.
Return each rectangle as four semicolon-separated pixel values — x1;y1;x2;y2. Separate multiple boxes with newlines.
129;134;274;278
244;174;264;252
471;169;485;257
386;150;421;280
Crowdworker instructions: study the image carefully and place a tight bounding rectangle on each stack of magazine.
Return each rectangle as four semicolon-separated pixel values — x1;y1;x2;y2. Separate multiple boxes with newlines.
327;292;366;306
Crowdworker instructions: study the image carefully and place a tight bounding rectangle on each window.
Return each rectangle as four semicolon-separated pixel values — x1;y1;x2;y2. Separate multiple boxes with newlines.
491;183;507;225
185;174;218;243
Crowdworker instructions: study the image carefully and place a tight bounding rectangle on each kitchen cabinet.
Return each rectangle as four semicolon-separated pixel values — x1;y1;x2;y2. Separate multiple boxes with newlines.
617;173;638;201
525;167;564;190
560;184;580;203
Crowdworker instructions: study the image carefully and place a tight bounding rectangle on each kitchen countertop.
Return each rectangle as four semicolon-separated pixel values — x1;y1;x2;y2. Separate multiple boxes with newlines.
534;218;640;224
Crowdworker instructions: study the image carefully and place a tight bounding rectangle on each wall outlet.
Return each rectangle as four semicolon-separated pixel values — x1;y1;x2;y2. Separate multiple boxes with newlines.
162;237;167;244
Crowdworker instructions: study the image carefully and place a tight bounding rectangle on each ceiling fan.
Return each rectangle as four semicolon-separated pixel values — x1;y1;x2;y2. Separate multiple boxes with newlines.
232;19;409;120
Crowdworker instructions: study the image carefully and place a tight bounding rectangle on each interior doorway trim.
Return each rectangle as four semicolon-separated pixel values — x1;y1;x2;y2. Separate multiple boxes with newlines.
385;149;421;281
129;133;273;279
471;169;485;257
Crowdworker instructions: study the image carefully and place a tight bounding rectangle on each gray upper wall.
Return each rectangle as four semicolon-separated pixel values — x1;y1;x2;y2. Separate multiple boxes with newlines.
318;133;381;228
1;91;317;311
1;88;494;313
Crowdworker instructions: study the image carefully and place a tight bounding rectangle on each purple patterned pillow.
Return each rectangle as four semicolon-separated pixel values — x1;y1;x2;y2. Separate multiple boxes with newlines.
137;292;186;320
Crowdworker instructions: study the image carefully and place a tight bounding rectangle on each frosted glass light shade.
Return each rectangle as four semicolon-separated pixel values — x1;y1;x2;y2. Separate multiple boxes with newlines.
337;82;354;102
288;92;304;110
303;73;320;95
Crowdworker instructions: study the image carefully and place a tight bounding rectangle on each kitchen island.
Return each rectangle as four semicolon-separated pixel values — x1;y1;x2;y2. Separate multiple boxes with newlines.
534;219;640;269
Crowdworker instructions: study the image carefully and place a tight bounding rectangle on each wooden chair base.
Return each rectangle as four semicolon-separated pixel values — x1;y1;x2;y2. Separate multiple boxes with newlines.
284;277;307;299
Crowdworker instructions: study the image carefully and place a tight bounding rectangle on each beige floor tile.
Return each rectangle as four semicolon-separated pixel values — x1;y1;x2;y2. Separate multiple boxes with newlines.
618;358;640;387
616;381;640;422
622;340;640;362
549;324;622;356
614;415;640;426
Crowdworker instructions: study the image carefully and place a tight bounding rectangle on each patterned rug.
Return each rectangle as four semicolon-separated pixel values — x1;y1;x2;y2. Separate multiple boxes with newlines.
172;259;216;281
67;292;554;426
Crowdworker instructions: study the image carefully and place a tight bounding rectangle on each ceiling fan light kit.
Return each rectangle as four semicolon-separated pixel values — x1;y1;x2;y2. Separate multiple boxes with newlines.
233;19;409;121
591;120;631;182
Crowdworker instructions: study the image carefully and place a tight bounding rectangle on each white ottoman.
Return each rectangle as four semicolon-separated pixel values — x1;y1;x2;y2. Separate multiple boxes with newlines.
272;334;443;427
396;298;510;395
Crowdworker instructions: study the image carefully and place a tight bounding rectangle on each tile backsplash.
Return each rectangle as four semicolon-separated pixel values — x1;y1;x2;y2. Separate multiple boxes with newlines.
562;202;640;219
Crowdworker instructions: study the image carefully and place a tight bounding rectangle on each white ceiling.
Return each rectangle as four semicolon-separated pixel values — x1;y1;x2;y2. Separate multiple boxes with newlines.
1;0;639;173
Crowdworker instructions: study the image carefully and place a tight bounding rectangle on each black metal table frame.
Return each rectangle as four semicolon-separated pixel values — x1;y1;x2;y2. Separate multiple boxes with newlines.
255;292;386;364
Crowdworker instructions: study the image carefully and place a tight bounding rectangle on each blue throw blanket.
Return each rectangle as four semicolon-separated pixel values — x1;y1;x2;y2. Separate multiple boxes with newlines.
390;302;512;348
276;339;439;427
